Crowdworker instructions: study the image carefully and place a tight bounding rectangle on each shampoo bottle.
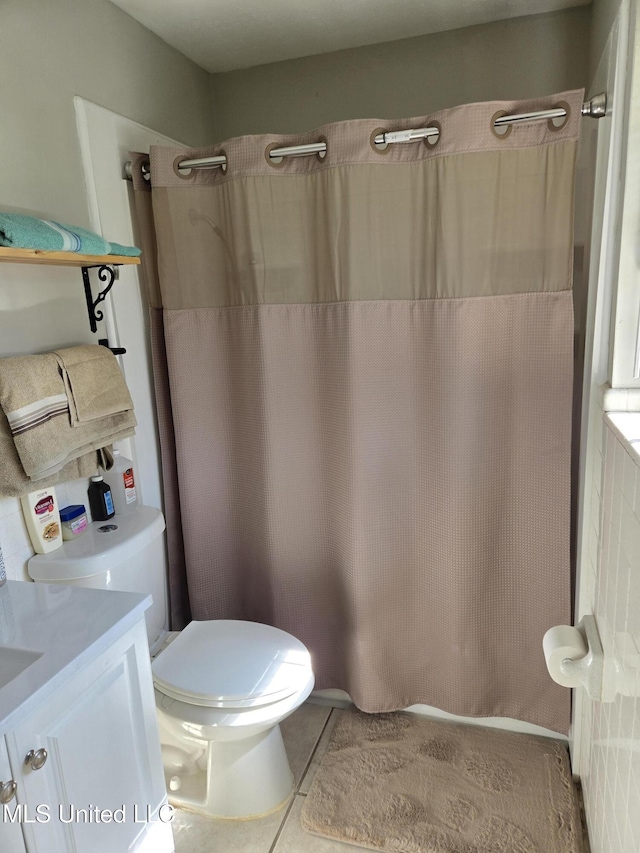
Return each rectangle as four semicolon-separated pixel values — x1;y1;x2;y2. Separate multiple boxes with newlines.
20;487;63;554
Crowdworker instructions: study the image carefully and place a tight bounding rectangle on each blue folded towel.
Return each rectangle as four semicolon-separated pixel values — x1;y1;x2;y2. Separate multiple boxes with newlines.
0;213;140;257
108;241;141;258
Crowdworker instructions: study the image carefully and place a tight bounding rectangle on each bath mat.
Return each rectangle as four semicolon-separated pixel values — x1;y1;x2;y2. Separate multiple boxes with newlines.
301;711;585;853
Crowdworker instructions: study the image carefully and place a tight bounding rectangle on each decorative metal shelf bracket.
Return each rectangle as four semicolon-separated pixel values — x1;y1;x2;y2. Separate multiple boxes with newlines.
82;264;118;333
81;264;126;354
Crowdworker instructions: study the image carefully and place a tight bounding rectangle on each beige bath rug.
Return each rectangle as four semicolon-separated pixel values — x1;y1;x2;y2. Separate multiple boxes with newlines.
301;711;585;853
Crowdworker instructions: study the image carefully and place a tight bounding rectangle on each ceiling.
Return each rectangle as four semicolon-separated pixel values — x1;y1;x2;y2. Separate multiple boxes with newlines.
110;0;589;73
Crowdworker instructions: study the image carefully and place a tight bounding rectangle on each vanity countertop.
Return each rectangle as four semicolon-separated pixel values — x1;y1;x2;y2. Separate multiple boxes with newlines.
0;580;150;731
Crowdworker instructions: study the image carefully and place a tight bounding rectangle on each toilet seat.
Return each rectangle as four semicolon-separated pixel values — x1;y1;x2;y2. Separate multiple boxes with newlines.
152;619;313;709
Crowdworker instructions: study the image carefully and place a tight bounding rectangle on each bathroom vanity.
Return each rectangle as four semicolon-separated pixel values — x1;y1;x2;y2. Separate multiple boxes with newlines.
0;581;173;853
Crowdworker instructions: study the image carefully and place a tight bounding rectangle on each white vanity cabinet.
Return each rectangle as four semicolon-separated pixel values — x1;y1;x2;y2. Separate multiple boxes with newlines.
0;583;174;853
0;736;26;853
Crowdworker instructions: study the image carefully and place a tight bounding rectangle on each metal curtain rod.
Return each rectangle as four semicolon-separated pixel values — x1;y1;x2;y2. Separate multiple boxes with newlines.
124;92;606;181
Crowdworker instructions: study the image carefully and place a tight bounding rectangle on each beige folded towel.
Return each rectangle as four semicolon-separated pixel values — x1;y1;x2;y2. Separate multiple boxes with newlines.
0;348;136;483
53;345;133;426
0;408;100;497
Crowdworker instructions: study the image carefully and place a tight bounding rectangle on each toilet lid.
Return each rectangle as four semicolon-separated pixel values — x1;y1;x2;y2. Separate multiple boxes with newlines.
152;620;313;709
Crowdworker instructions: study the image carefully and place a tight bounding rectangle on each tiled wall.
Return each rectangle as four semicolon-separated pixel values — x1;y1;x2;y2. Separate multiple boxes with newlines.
0;478;95;582
579;412;640;853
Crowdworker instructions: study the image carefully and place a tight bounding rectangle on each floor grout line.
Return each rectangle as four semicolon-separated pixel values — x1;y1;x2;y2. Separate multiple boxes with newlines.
295;707;336;794
269;708;336;853
267;795;298;853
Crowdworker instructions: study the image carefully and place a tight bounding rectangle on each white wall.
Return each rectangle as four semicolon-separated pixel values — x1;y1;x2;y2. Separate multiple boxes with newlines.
209;7;590;140
0;0;216;581
591;0;627;75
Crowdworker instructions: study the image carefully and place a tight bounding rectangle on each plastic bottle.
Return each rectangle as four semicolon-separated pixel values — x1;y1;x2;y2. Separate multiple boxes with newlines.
87;476;115;521
20;487;63;554
108;450;138;515
59;505;89;540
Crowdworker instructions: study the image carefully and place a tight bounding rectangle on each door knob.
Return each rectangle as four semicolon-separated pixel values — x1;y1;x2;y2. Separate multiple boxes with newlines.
0;780;17;804
25;748;47;771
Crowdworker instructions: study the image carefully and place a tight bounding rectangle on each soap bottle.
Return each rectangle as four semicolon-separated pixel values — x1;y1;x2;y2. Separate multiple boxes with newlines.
108;450;138;515
20;487;63;554
87;475;115;521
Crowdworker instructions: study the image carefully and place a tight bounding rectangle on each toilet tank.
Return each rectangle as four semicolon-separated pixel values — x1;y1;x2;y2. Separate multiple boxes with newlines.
28;505;168;650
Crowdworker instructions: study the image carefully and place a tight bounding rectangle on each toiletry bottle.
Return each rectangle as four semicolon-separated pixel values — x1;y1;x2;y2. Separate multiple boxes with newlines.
59;504;89;540
87;475;115;521
108;450;138;515
20;487;63;554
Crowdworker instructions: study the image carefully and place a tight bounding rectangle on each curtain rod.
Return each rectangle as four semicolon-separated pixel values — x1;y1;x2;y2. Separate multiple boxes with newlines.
124;92;606;182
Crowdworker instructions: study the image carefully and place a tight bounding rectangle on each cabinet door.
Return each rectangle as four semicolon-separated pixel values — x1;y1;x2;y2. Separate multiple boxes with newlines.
0;736;26;853
7;622;174;853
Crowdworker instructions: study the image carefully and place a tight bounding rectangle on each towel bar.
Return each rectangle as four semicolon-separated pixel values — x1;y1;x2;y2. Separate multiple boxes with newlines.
98;339;126;356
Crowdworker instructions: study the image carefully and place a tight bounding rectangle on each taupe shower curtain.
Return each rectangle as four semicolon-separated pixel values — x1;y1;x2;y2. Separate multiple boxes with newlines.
131;89;581;733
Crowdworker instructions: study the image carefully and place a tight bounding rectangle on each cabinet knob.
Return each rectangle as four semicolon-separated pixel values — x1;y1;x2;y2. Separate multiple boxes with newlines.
25;748;48;771
0;780;17;804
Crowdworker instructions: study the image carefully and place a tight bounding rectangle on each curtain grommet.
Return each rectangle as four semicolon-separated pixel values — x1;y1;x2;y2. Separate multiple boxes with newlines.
265;142;287;168
424;120;441;149
173;155;196;180
370;128;392;154
316;136;328;162
490;110;513;140
548;101;570;132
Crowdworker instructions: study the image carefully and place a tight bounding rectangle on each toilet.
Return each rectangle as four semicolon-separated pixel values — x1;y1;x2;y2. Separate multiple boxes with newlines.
28;505;315;819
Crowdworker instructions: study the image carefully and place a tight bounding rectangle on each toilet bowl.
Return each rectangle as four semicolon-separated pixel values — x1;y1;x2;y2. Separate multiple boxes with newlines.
27;506;315;819
152;619;314;818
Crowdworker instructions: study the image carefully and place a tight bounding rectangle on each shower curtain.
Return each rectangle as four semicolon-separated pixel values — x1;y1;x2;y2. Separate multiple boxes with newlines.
131;89;581;734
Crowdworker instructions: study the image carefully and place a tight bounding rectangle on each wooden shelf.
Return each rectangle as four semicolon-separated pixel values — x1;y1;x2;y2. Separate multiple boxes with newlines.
0;246;139;348
0;247;140;267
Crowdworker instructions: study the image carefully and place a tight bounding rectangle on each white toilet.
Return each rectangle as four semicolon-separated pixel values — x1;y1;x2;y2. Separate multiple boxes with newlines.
28;506;315;819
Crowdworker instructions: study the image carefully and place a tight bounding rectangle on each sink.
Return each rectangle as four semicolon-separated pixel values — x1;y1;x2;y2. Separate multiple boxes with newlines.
0;646;43;689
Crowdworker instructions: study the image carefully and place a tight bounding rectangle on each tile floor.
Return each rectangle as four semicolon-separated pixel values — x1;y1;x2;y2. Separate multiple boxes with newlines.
171;701;358;852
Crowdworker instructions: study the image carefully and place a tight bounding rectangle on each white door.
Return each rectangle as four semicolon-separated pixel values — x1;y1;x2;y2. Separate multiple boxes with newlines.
0;737;25;853
6;626;173;853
